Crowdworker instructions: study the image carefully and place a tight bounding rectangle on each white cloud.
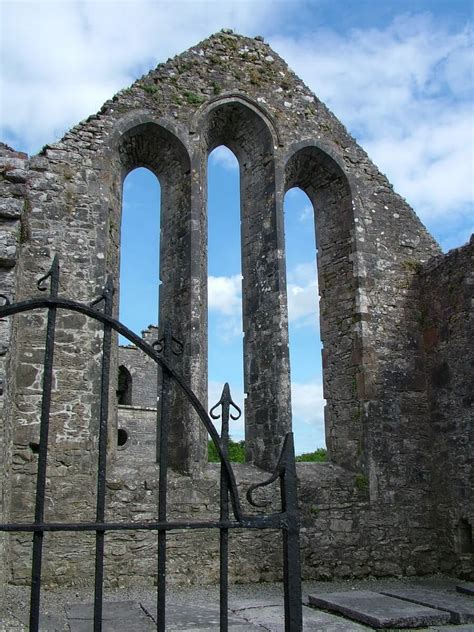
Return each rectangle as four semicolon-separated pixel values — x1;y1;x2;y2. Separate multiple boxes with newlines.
215;315;243;344
291;379;325;428
209;146;239;170
208;274;243;342
270;14;473;244
364;110;474;220
208;274;242;316
298;204;313;223
0;0;277;153
1;6;471;248
287;261;319;327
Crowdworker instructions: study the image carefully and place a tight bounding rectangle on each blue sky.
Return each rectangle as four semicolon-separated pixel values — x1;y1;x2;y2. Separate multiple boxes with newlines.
1;0;473;453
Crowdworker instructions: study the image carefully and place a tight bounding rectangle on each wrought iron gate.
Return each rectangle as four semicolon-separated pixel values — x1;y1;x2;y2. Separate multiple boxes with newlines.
0;256;302;631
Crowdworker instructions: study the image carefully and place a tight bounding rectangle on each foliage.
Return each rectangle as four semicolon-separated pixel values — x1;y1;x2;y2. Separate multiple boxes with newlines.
208;438;246;463
183;91;205;105
295;448;327;462
355;473;369;491
208;441;327;464
141;83;158;95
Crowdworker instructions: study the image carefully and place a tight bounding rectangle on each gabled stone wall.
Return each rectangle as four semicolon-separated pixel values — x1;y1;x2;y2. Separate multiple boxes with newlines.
0;30;471;588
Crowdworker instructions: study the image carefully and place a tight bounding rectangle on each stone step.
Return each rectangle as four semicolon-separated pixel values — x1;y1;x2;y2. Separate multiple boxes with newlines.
381;587;474;624
308;590;451;629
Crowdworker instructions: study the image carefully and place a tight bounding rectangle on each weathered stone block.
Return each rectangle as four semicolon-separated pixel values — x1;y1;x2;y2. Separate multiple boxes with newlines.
308;591;451;628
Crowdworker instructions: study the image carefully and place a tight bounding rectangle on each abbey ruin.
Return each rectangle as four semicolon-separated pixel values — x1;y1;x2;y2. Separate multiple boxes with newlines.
0;30;472;592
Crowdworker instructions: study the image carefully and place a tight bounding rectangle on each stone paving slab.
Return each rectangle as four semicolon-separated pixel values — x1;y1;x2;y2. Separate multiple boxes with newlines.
308;590;452;629
382;587;474;624
236;603;371;631
67;601;156;631
141;602;259;630
457;584;474;597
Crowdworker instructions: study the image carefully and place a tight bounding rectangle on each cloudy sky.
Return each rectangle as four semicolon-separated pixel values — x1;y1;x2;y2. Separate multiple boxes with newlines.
1;0;472;453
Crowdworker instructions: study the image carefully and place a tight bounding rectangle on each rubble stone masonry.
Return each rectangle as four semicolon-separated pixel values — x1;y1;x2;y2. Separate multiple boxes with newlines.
0;31;471;590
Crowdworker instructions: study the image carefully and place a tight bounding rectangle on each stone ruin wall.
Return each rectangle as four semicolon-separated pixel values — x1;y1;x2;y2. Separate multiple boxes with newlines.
0;31;472;590
419;240;474;577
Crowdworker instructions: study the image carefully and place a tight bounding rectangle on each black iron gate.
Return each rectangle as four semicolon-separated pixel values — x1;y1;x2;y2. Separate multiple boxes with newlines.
0;256;302;631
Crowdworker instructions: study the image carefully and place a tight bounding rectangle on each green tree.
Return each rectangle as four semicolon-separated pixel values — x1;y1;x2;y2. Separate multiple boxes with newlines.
295;448;327;462
208;438;246;463
208;440;326;463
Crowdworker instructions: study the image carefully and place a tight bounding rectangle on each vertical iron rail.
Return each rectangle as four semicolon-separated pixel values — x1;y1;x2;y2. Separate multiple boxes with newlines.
281;433;303;632
210;384;241;632
156;322;172;632
219;388;229;632
93;277;114;632
29;255;60;632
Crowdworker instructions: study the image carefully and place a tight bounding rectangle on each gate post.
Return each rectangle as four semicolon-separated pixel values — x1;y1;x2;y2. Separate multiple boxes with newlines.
281;433;302;631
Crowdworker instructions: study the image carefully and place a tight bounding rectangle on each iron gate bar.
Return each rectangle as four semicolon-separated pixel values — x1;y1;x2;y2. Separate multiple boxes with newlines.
91;277;114;632
0;256;303;632
29;255;59;632
156;322;175;630
210;382;242;631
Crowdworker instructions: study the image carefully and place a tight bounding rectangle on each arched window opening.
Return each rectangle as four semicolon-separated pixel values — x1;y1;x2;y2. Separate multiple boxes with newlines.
117;365;133;406
120;167;160;338
284;187;326;456
203;100;287;471
207;145;245;459
285;146;358;470
117;428;129;447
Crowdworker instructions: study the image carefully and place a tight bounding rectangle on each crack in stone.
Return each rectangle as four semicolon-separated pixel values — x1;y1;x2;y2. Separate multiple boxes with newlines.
139;602;157;625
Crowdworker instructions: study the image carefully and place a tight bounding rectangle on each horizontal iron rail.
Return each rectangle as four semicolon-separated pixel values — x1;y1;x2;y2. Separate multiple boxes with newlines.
0;517;286;532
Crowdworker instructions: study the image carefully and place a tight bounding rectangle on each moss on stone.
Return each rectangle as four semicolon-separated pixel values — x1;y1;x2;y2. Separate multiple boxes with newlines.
355;473;369;492
183;91;205;106
141;83;158;95
402;259;422;273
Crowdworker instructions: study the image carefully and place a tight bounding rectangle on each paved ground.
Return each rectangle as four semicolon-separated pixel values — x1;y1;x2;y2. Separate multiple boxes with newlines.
1;576;472;631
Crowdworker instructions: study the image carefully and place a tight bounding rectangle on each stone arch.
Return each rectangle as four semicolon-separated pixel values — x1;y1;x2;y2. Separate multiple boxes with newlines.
284;143;361;470
198;99;291;470
105;119;206;475
193;94;281;147
115;122;191;329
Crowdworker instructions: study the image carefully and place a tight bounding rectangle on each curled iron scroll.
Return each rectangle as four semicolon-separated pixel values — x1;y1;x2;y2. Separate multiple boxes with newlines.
246;469;281;508
37;254;59;293
246;433;293;508
90;276;114;310
153;334;184;356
